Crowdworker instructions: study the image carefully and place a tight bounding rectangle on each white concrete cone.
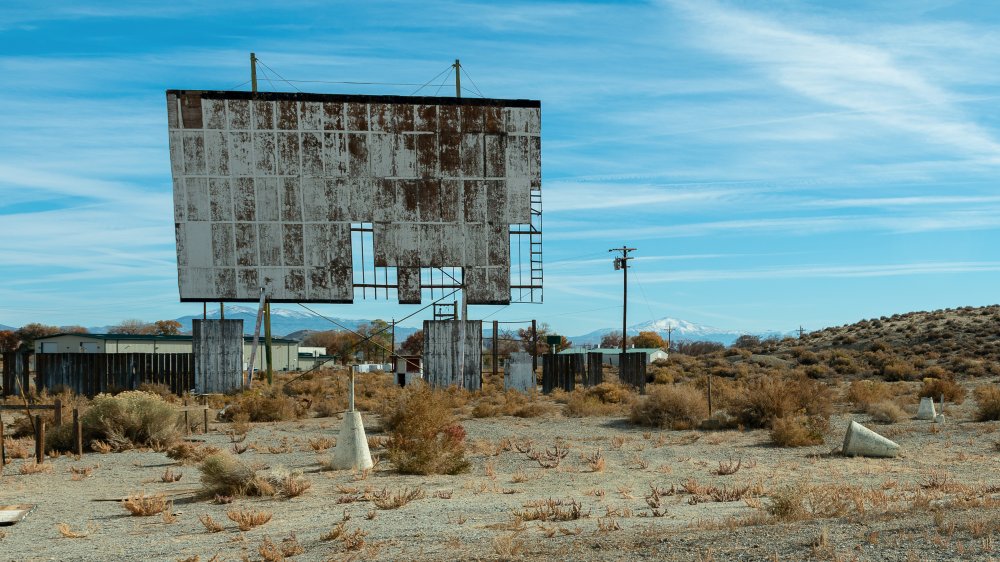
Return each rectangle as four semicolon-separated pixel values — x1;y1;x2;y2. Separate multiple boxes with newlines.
916;397;937;420
330;370;374;471
842;420;900;458
934;414;945;424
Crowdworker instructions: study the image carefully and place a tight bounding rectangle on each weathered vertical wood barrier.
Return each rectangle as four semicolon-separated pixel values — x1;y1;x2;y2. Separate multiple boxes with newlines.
618;352;647;394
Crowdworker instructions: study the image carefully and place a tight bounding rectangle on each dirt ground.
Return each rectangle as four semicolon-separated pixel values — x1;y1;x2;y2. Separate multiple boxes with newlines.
2;384;1000;562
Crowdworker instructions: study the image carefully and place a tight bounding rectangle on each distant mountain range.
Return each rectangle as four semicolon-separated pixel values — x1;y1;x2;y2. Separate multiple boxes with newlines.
567;317;792;347
0;324;14;331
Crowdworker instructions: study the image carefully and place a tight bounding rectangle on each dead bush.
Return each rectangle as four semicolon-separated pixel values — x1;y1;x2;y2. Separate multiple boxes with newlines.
564;384;635;417
629;385;707;429
919;377;966;404
766;485;806;521
770;413;827;447
384;386;469;475
122;491;168;516
974;385;1000;421
728;374;832;429
227;507;272;531
198;452;274;497
846;380;890;411
867;401;906;424
221;388;303;423
472;390;553;419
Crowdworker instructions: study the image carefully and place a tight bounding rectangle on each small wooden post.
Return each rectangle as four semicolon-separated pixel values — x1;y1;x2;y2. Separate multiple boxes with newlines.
35;415;45;464
73;408;83;457
1;414;6;472
183;399;191;436
202;398;210;435
53;398;62;427
707;375;713;417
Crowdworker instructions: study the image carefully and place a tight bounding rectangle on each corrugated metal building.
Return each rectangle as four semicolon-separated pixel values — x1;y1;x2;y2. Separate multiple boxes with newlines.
34;333;300;371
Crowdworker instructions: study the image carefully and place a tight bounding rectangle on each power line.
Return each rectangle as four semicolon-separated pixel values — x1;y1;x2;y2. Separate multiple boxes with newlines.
254;57;302;93
409;64;456;95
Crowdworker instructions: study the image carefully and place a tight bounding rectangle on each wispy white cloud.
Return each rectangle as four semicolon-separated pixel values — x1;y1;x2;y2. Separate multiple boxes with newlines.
666;0;1000;161
549;208;1000;241
552;261;1000;287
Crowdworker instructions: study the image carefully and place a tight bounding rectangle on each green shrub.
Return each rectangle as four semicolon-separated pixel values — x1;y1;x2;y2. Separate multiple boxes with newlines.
629;385;708;430
80;391;180;451
384;386;469;475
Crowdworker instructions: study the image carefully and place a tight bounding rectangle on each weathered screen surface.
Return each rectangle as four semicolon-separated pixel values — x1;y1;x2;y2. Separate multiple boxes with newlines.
167;90;541;304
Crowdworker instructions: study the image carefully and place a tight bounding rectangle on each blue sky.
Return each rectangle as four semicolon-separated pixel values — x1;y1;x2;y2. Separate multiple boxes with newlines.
1;0;999;336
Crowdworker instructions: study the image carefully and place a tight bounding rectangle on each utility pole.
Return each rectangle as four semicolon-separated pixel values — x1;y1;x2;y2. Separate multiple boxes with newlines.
250;52;258;94
453;59;461;98
609;247;636;356
798;325;805;339
666;325;673;351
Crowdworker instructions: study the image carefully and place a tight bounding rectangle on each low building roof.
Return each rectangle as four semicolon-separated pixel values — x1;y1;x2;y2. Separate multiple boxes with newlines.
40;333;298;344
557;347;666;355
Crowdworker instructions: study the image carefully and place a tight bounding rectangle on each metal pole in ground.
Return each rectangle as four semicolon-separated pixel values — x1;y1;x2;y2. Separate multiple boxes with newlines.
73;408;83;457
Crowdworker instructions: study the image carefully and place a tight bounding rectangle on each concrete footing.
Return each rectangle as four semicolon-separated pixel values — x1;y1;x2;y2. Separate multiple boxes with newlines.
330;411;374;471
916;397;937;420
842;420;900;458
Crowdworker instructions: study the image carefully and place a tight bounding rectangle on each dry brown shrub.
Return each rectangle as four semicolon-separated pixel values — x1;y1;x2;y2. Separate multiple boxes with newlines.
919;377;966;404
275;470;312;498
630;385;708;429
563;383;636;418
308;437;334;451
226;507;272;531
728;374;832;429
198;514;225;533
3;438;30;459
122;491;168;516
384;386;469;475
765;485;806;520
56;523;90;538
373;487;425;509
846;380;890;411
974;385;1000;421
198;452;274;497
770;413;827;447
17;459;51;474
221;388;303;423
81;391;180;451
166;442;220;464
867;401;906;424
492;532;525;558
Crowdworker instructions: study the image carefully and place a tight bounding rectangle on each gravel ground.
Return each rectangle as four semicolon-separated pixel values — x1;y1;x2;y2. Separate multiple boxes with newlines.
1;392;999;561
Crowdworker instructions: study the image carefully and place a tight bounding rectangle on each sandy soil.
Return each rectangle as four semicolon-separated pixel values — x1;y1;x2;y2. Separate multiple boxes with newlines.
2;390;1000;562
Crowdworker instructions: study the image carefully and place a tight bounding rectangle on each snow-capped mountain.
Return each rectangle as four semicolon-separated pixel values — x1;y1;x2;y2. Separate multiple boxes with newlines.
568;317;788;347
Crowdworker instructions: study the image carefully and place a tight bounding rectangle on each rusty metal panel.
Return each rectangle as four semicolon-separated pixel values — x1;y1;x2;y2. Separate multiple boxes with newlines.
422;320;482;389
167;91;540;304
193;319;244;393
397;267;421;304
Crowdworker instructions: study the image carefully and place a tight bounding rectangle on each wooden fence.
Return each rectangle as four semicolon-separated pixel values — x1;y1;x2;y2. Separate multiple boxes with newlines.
34;353;195;397
1;352;30;397
584;352;604;387
618;352;647;393
542;353;585;393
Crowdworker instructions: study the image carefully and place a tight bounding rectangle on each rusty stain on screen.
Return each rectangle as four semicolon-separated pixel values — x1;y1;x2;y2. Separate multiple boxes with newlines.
167;91;541;305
